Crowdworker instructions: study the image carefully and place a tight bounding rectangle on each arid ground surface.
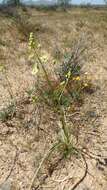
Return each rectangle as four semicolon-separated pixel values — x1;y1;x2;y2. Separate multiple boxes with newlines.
0;7;107;190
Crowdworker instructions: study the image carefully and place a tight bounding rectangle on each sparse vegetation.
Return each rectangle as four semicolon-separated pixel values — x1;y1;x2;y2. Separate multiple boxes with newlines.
27;31;94;189
0;6;107;190
57;0;71;10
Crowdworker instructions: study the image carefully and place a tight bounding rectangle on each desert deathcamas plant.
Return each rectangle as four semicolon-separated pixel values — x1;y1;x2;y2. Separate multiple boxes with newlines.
28;32;92;190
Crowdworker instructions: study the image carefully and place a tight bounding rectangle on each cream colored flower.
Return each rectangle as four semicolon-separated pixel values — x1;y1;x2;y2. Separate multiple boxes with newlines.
40;51;50;63
40;54;49;62
84;72;88;75
31;64;38;75
84;83;88;87
28;53;34;60
66;70;71;79
37;43;41;48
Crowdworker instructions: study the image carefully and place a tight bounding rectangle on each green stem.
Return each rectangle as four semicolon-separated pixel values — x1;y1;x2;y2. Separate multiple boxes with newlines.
35;51;53;91
28;142;60;190
59;106;69;143
58;78;68;103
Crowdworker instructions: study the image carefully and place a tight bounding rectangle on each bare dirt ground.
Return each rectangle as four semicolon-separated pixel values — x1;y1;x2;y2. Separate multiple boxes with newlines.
0;7;107;190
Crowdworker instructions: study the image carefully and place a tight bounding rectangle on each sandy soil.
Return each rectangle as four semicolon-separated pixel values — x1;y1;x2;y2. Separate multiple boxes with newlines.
0;7;107;190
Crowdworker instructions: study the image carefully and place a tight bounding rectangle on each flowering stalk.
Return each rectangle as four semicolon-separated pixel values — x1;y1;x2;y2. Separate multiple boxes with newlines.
34;50;53;91
29;32;53;91
58;70;71;103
